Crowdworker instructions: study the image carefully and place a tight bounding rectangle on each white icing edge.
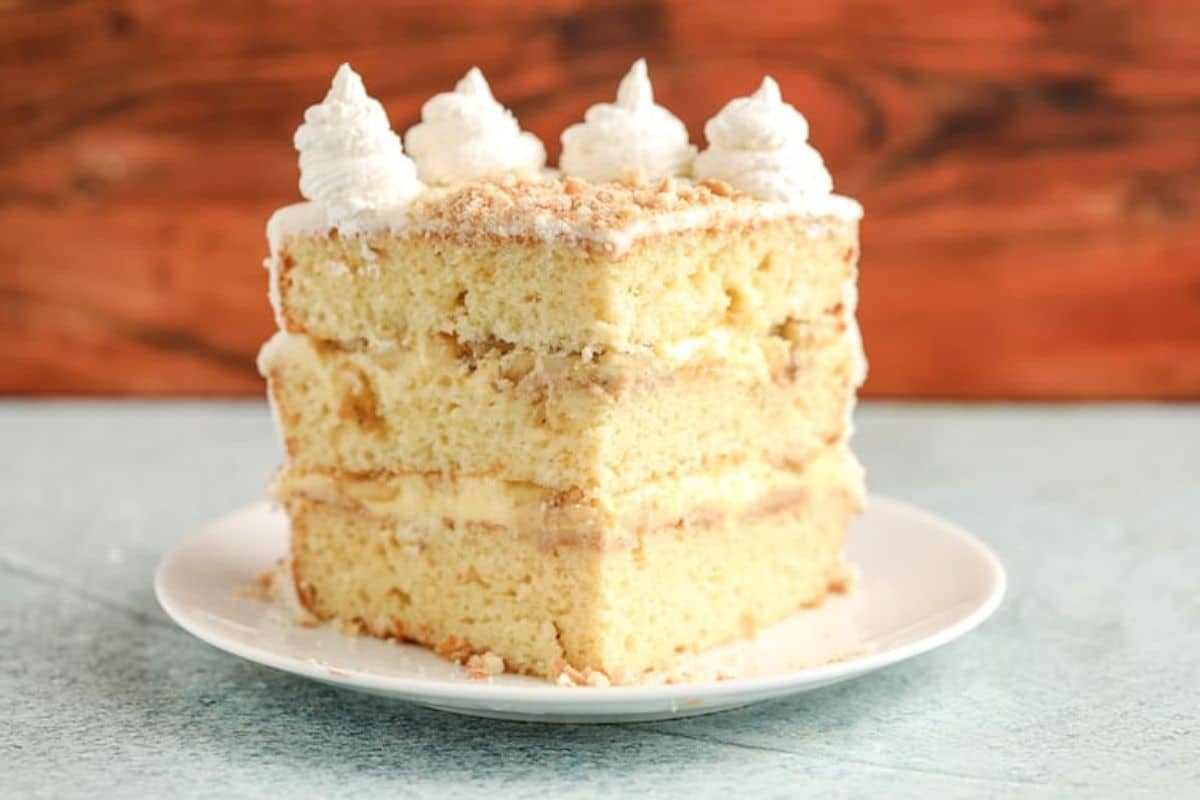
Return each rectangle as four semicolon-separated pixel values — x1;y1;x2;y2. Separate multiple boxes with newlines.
265;189;861;258
257;331;291;458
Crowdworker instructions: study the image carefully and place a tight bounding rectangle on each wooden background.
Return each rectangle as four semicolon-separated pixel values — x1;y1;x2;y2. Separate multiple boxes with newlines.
3;0;1199;398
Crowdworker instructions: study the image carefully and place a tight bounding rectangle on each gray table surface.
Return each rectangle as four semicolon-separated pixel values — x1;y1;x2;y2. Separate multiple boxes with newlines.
2;401;1197;798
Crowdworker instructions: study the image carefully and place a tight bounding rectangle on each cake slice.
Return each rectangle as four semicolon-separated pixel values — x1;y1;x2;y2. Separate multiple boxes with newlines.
259;61;865;683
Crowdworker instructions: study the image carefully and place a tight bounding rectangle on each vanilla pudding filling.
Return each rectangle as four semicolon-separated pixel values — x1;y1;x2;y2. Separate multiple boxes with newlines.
275;447;862;547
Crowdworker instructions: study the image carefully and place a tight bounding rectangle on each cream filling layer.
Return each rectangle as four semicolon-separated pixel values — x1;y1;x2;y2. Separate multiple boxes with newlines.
275;446;864;545
260;291;861;379
258;299;860;394
257;330;823;388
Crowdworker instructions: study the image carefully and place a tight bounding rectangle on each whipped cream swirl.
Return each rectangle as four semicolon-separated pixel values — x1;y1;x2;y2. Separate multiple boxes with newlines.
559;59;696;183
694;77;833;202
404;68;546;185
294;64;421;228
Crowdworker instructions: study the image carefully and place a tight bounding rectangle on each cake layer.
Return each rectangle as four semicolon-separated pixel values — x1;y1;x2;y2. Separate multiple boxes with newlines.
274;443;865;548
259;313;863;494
268;178;859;354
284;477;858;681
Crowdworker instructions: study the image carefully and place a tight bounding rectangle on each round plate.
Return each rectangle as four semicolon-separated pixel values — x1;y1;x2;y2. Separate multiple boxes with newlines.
155;496;1004;723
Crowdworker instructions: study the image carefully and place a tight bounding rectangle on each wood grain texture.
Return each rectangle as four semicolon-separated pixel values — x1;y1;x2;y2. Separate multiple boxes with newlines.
3;0;1199;397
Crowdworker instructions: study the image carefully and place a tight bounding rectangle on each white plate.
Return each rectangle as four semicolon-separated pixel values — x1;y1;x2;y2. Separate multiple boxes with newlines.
155;496;1004;723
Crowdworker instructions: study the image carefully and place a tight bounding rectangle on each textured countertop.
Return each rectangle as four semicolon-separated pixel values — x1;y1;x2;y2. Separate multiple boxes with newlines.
2;402;1197;798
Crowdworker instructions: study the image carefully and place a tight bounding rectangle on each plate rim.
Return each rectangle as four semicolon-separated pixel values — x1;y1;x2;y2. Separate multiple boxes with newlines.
154;494;1006;705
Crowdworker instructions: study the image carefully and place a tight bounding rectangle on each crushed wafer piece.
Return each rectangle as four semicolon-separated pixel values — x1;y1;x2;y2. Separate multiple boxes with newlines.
338;618;367;636
434;635;474;663
465;652;506;679
701;178;734;197
584;670;611;688
547;660;613;688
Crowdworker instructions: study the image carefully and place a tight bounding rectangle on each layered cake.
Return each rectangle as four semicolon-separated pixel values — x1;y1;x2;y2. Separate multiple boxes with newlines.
259;60;866;684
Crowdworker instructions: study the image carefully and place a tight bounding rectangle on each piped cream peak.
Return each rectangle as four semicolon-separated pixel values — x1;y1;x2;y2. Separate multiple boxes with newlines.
293;62;421;230
327;62;369;103
754;76;782;104
456;66;493;98
404;67;546;185
694;75;830;202
615;58;653;110
559;59;695;183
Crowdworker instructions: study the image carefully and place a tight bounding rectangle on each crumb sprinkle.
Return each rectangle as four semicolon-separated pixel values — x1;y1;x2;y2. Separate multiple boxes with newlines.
465;652;506;679
412;174;764;252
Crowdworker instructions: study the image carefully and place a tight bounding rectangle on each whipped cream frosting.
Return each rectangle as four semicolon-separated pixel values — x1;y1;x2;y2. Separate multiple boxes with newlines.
293;64;422;230
560;59;696;183
271;63;860;259
694;77;833;203
404;68;546;185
